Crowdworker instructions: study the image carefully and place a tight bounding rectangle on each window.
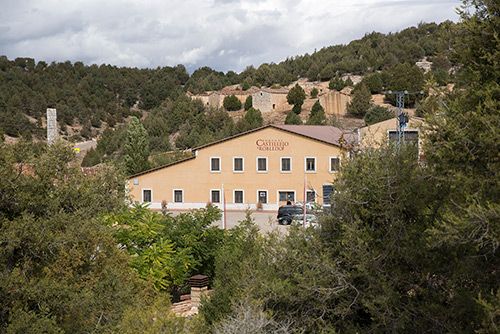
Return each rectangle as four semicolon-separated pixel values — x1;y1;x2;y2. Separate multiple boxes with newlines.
279;191;295;203
234;190;244;203
330;157;341;173
305;157;316;172
210;157;220;172
174;190;183;203
233;157;244;172
323;184;333;204
388;130;419;145
281;157;291;173
143;189;152;202
258;190;268;204
257;157;267;172
211;190;220;203
306;190;316;202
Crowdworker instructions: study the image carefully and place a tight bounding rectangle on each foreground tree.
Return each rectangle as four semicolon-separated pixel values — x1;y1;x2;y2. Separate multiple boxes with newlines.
123;116;152;175
0;142;144;333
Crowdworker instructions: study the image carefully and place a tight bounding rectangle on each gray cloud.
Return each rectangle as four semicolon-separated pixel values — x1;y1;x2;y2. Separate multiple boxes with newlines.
0;0;460;73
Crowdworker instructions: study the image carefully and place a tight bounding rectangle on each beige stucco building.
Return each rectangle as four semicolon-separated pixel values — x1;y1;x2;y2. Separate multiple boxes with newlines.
358;116;425;149
128;125;356;211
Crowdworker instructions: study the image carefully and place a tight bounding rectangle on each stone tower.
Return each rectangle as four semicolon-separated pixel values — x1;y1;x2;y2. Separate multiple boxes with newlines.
47;108;57;145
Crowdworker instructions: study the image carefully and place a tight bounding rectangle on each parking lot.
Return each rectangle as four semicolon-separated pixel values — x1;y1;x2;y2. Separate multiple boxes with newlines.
214;210;288;233
170;209;288;233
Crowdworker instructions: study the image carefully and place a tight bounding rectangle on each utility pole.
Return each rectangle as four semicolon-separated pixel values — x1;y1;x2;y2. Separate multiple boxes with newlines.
382;90;423;144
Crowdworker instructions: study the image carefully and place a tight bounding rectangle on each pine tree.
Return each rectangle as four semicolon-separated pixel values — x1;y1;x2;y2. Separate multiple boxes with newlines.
285;112;302;125
286;84;306;114
306;101;326;125
244;95;252;111
346;83;372;117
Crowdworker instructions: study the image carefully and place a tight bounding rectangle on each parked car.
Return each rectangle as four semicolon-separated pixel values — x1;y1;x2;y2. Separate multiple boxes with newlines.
292;213;318;228
277;205;304;225
294;201;318;212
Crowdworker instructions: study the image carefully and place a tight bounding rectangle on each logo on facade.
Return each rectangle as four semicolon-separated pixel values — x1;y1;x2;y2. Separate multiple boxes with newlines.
256;139;289;151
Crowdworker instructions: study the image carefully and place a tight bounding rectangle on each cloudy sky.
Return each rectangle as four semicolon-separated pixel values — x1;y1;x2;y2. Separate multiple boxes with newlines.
0;0;460;73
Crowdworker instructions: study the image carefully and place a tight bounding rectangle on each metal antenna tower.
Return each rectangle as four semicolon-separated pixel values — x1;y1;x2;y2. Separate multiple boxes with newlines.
382;90;423;144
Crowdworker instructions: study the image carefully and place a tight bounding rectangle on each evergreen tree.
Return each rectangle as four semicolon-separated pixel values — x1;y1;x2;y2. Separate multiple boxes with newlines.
284;112;302;125
286;84;306;114
236;107;263;133
346;83;372;117
123;117;152;175
244;95;252;111
223;94;242;111
310;87;319;98
306;101;326;125
364;105;393;125
328;76;346;91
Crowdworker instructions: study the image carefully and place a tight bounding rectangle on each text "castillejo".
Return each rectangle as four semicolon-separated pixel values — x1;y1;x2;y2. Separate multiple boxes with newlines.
255;139;289;151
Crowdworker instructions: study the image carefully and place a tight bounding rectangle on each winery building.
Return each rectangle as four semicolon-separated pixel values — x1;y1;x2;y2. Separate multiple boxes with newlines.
127;125;356;211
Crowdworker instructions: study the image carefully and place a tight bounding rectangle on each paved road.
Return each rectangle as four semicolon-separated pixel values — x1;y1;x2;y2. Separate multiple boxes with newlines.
73;140;97;154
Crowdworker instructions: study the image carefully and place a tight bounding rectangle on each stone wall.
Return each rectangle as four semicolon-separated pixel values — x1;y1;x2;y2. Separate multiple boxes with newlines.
318;90;351;116
252;89;291;113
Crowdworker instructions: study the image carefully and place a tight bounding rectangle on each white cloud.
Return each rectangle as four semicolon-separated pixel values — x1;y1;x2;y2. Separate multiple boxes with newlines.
0;0;460;72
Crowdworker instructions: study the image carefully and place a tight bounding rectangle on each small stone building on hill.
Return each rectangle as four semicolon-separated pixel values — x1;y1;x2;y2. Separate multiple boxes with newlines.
252;88;291;113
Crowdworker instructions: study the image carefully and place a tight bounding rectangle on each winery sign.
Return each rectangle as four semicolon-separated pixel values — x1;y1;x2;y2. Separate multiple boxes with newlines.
255;139;289;151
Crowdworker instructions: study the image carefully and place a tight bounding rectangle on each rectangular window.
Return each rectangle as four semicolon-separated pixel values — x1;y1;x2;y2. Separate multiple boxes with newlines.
330;157;341;173
233;157;244;172
258;190;268;204
234;190;243;203
323;184;333;205
143;189;152;202
306;190;316;202
211;190;220;203
210;157;220;172
174;190;183;203
305;157;316;172
257;157;267;172
279;191;295;203
388;130;419;145
281;157;291;172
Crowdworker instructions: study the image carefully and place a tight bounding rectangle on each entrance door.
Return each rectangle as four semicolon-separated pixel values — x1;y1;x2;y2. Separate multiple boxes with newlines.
279;191;295;206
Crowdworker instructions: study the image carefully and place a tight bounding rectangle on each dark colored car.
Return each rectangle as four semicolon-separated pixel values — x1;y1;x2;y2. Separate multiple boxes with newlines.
277;205;304;225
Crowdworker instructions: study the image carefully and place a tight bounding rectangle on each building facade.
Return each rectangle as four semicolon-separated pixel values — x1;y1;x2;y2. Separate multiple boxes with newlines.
358;116;424;149
252;88;291;113
318;88;352;116
128;125;356;211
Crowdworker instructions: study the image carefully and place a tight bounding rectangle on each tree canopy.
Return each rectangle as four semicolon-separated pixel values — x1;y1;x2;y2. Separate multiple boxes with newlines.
286;84;306;114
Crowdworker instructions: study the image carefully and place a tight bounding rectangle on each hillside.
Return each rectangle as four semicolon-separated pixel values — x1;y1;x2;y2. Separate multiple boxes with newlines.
0;21;456;167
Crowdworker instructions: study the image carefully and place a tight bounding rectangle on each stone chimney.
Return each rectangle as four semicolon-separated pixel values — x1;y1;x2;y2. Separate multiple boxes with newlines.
47;108;57;145
188;274;209;307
